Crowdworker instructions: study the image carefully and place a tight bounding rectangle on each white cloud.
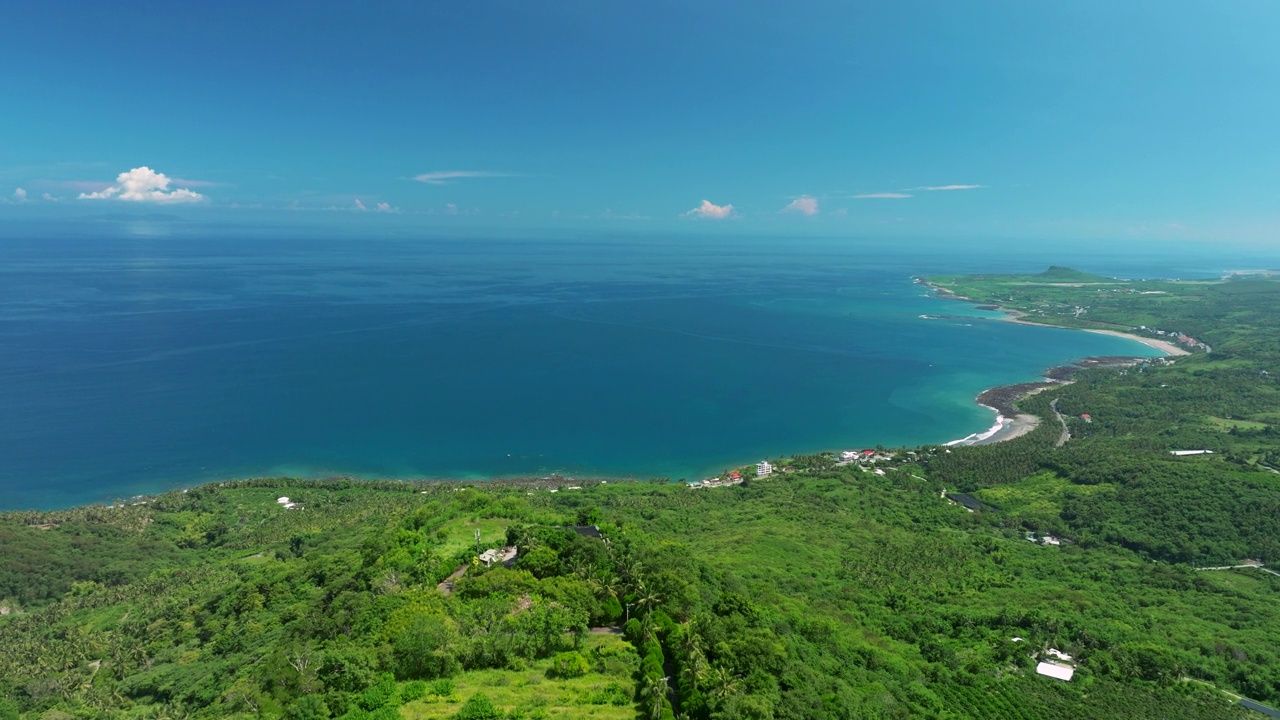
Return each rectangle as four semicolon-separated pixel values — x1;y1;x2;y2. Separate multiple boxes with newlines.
781;196;819;215
684;199;734;219
855;192;912;199
78;167;206;204
413;170;513;185
12;188;27;202
41;193;60;202
351;198;399;213
910;184;983;191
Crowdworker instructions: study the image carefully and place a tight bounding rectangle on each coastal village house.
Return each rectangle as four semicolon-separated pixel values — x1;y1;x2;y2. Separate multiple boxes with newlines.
756;460;773;477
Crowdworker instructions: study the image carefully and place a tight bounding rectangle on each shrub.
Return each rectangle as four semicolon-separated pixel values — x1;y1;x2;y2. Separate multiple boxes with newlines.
357;674;398;711
598;596;622;625
430;677;456;698
400;680;428;703
587;682;630;706
547;651;590;679
456;693;503;720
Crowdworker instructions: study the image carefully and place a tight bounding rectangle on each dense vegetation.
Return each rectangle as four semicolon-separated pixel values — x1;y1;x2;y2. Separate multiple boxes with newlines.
3;268;1279;719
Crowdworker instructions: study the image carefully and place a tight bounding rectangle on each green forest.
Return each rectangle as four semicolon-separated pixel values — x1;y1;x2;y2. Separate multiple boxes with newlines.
4;268;1280;720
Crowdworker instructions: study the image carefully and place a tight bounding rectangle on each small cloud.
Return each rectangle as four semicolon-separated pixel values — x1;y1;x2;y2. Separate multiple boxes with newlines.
41;192;60;202
684;199;734;219
781;196;819;215
910;184;984;191
375;202;397;213
444;202;458;215
854;192;912;199
79;167;206;204
13;187;28;203
354;198;367;211
413;170;514;185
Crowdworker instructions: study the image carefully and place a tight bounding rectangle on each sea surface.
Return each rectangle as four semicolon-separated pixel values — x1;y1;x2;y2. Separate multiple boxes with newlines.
0;234;1267;509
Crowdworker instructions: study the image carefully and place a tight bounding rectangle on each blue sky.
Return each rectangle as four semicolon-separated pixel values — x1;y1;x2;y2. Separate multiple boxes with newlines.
2;1;1279;241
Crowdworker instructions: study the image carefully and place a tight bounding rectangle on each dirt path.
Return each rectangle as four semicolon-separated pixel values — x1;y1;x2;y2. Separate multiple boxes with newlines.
1195;563;1280;578
436;564;468;595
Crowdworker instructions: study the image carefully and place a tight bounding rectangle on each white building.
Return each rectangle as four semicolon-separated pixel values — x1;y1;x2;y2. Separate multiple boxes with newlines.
756;460;773;477
478;546;518;567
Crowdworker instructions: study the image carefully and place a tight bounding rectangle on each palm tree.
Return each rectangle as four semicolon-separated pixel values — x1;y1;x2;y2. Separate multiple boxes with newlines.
615;553;645;587
708;666;742;700
681;647;708;690
636;615;658;646
680;618;705;657
635;584;662;617
566;556;595;579
587;571;621;602
641;674;670;720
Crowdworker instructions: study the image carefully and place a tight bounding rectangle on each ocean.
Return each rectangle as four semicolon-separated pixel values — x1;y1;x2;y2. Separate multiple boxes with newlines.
0;233;1264;509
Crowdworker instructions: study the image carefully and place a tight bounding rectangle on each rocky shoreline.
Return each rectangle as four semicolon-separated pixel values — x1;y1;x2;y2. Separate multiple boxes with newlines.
977;356;1147;416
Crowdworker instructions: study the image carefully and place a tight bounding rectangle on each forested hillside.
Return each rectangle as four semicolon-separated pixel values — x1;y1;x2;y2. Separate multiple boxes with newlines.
3;269;1280;719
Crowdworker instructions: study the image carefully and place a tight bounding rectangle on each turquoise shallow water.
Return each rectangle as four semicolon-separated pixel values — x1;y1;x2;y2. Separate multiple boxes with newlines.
0;235;1226;509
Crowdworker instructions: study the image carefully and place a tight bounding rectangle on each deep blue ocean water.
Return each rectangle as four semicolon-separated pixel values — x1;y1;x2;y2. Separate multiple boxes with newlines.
1;234;1272;509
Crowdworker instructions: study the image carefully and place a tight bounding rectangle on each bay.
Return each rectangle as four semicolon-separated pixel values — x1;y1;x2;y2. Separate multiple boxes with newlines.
0;234;1248;509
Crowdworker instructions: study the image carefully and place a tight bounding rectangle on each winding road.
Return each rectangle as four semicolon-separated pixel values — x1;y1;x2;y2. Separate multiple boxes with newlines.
1050;398;1071;448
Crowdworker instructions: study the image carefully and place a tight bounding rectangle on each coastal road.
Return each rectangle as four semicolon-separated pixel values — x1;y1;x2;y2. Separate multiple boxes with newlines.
1050;398;1071;447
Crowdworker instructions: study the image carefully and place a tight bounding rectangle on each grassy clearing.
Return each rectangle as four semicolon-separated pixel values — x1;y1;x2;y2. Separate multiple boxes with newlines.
435;516;514;556
1205;416;1269;431
400;634;637;720
975;472;1113;521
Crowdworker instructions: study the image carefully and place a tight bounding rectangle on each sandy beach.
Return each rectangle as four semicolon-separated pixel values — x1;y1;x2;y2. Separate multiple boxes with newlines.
1079;328;1190;356
991;309;1190;357
974;413;1041;445
945;408;1042;447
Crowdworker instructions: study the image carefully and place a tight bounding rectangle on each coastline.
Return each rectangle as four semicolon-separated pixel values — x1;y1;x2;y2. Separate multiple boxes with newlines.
994;310;1191;357
916;276;1189;447
1079;327;1190;356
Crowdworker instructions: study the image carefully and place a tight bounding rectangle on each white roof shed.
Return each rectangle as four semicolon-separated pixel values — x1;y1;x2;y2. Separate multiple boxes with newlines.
1036;662;1075;681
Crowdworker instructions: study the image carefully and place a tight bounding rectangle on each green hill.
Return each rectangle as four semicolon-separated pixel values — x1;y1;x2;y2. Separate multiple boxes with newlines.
1036;266;1113;282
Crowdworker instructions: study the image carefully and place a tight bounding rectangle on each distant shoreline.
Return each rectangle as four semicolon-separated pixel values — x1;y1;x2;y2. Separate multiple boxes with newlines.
995;310;1191;357
914;276;1192;357
915;276;1188;447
